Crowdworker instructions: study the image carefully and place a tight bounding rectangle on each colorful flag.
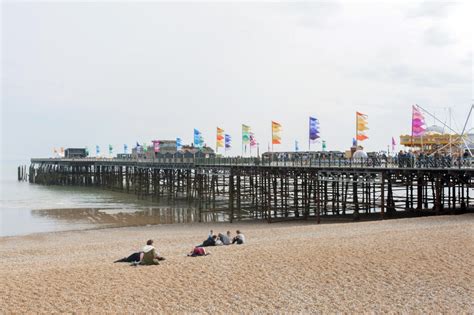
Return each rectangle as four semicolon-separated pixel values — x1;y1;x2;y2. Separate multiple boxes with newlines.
152;140;160;153
176;138;183;150
135;142;143;154
356;112;369;142
194;129;203;148
295;140;299;152
216;127;224;150
225;134;232;151
242;124;251;145
124;144;128;154
249;132;257;148
272;121;282;145
309;117;320;143
412;105;426;137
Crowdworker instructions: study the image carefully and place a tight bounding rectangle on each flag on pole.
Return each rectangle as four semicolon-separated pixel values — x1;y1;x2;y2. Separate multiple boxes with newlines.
96;145;100;155
216;127;224;151
225;134;232;151
176;138;183;150
309;117;320;143
356;112;369;142
152;140;160;153
249;132;257;148
194;129;203;148
412;105;427;137
124;144;128;154
391;137;396;151
295;140;299;152
272;121;282;145
322;140;327;151
242;125;251;145
135;142;142;154
108;144;113;155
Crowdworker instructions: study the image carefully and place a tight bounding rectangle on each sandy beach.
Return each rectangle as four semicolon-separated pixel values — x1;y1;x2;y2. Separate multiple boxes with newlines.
1;214;473;313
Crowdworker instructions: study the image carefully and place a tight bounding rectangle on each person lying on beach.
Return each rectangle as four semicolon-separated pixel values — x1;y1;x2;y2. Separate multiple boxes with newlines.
115;239;165;265
218;232;230;245
198;234;217;247
232;230;245;245
187;246;210;257
114;251;142;263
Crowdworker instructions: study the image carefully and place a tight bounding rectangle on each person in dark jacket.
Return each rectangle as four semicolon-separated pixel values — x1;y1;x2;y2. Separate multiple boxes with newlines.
199;235;217;247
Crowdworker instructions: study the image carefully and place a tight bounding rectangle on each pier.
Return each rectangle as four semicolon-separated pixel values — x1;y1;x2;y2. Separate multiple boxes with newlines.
22;157;473;222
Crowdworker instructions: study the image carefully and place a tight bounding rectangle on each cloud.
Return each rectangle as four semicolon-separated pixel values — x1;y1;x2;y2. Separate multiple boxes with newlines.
423;26;454;46
405;1;456;19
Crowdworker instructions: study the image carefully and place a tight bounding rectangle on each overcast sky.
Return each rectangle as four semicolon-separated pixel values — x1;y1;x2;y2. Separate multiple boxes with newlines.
1;0;472;160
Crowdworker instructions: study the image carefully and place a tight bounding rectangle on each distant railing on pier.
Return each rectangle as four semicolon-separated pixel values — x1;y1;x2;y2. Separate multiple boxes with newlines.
194;156;473;169
30;156;473;169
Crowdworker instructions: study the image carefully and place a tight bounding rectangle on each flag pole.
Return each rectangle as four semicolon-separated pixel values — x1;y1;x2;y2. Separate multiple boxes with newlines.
308;117;311;151
241;125;244;156
271;121;274;152
411;105;414;149
355;112;358;147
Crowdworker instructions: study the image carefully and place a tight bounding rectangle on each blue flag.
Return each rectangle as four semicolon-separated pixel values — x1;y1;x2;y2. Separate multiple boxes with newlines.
124;144;128;154
225;134;232;150
96;145;100;155
309;117;320;143
194;129;204;148
176;138;183;150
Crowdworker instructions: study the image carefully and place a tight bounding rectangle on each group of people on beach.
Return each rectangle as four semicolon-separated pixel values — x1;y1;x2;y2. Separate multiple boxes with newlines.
114;229;246;265
189;230;245;257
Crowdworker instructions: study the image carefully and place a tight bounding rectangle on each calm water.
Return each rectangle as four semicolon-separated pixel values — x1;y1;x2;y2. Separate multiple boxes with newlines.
0;160;223;237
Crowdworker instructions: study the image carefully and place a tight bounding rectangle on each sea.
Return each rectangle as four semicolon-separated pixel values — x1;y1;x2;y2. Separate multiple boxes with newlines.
0;159;217;237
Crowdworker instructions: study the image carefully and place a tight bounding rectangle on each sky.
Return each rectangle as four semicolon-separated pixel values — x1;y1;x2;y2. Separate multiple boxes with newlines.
1;0;473;161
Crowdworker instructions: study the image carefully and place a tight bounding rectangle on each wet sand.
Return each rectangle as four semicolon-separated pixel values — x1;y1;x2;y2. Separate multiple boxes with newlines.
1;214;473;313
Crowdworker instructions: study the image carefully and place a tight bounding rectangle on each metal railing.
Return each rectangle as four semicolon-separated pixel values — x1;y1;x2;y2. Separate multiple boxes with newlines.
31;156;473;169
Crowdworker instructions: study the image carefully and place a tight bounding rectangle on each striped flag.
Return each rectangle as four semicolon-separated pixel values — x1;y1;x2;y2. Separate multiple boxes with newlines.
216;127;224;151
225;134;232;151
356;112;369;142
272;121;282;145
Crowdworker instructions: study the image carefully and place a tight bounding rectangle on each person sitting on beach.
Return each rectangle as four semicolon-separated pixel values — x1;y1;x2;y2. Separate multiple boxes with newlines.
140;239;165;265
114;239;165;265
215;235;223;246
218;232;230;245
199;234;217;247
187;246;210;257
232;230;245;245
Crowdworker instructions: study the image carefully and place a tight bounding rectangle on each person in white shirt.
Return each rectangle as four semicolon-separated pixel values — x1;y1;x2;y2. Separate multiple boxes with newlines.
232;230;245;245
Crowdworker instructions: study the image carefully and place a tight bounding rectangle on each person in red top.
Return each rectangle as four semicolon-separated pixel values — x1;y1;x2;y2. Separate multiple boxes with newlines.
187;247;209;257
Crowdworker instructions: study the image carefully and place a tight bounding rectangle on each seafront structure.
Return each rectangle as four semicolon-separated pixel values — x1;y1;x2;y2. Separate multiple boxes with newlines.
20;156;473;222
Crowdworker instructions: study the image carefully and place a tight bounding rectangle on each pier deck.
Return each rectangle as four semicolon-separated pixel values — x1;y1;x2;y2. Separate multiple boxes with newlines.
22;157;473;222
